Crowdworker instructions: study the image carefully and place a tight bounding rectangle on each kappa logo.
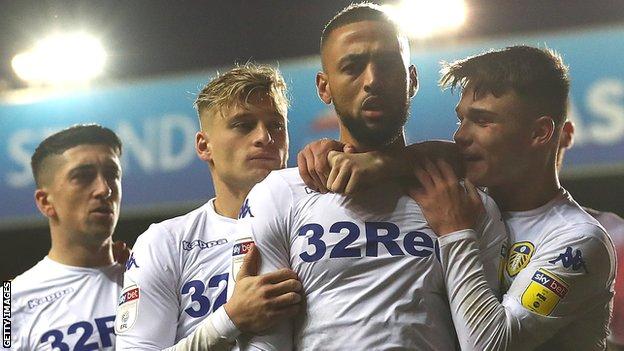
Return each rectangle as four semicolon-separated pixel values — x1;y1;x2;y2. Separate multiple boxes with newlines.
27;287;75;309
549;246;588;273
182;238;228;251
506;241;535;277
125;252;139;271
238;199;254;219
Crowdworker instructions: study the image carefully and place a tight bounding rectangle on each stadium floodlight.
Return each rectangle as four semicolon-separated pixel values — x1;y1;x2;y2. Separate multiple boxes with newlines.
11;32;106;86
383;0;467;39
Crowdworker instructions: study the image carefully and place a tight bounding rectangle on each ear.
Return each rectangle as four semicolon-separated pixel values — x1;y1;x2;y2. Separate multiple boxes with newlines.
195;131;212;162
34;188;56;218
316;71;332;105
408;65;419;97
559;120;575;149
531;116;556;147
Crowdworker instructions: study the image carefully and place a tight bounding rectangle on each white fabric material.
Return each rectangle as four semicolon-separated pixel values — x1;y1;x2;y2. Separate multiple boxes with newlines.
231;168;507;351
437;190;616;350
11;257;123;350
116;199;239;350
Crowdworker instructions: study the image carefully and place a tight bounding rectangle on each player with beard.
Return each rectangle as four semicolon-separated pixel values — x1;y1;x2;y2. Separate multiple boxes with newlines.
229;4;507;350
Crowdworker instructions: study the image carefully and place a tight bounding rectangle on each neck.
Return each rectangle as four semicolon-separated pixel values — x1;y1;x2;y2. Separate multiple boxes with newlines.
48;230;114;267
489;166;561;212
339;125;406;152
212;176;250;219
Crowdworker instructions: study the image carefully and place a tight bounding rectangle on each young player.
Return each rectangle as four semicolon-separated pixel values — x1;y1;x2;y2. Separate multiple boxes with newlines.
409;46;616;350
115;64;303;350
11;124;124;350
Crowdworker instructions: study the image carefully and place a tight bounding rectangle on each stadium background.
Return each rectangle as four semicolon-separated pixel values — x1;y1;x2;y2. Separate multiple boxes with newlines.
1;0;623;280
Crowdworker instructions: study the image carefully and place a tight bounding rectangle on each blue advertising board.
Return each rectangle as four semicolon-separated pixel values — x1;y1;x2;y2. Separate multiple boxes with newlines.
1;26;623;226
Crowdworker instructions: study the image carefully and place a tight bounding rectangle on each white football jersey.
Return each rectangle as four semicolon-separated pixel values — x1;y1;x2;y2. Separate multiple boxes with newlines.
232;168;507;351
437;189;616;350
11;257;123;350
115;199;238;350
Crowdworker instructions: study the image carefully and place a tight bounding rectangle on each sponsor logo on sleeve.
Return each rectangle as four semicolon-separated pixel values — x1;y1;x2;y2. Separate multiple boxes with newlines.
115;278;139;334
232;238;254;282
232;240;254;257
238;199;254;219
549;246;588;273
521;268;569;316
506;241;535;277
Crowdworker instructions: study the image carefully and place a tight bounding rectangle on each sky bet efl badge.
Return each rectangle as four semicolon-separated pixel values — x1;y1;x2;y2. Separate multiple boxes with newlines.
232;238;254;282
115;277;140;333
521;268;569;316
506;241;535;277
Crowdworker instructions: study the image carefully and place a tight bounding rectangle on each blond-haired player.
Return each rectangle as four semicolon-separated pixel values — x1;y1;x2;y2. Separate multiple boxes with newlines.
115;63;302;350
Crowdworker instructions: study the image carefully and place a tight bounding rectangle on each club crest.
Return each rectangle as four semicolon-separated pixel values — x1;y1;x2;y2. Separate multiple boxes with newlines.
506;241;535;277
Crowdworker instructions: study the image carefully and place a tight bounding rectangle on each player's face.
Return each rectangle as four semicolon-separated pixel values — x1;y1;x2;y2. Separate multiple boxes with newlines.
319;20;416;147
206;91;288;189
453;85;534;187
45;144;122;243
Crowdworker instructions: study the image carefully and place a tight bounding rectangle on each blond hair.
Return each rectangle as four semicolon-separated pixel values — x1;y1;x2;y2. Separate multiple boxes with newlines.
194;63;289;129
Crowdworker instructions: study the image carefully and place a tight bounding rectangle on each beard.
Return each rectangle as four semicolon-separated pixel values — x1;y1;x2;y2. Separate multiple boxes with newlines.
334;99;410;149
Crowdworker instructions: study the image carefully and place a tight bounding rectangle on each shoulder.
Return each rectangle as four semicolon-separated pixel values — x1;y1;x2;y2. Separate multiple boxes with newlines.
135;202;215;248
537;202;615;279
260;168;307;193
12;259;50;296
547;195;613;248
245;168;311;207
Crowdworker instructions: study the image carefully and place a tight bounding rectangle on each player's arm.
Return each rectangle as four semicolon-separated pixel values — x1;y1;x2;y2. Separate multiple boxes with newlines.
114;226;181;350
409;159;615;350
160;247;300;351
229;174;302;351
115;228;241;351
297;138;462;194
